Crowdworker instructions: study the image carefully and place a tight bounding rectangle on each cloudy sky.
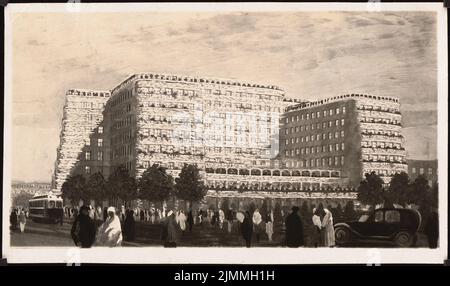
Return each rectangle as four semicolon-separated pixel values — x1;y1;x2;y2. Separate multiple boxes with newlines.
10;11;438;182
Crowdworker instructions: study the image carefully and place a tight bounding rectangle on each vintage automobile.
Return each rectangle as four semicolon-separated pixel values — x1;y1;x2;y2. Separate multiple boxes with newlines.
334;207;422;247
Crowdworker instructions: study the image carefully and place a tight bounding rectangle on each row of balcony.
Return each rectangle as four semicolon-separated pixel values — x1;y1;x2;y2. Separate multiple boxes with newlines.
205;168;341;178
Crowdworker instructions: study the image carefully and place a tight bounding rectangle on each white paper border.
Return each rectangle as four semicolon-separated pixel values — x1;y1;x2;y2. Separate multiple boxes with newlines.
3;2;448;264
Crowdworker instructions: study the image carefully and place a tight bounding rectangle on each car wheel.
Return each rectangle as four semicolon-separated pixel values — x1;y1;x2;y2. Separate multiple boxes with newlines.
394;231;414;247
335;227;351;245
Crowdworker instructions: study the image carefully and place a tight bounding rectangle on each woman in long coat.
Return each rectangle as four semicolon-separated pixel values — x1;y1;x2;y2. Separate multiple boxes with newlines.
71;205;96;248
161;210;177;247
239;211;253;248
285;206;304;247
123;209;136;241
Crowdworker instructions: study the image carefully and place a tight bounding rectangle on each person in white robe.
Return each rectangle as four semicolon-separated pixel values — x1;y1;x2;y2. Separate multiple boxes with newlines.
96;207;123;247
178;211;187;232
321;208;335;247
218;209;225;229
265;210;274;242
252;209;263;243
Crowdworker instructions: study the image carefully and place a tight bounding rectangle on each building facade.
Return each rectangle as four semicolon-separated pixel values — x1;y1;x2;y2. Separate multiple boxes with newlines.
407;159;438;186
280;94;408;187
53;89;111;191
53;75;409;201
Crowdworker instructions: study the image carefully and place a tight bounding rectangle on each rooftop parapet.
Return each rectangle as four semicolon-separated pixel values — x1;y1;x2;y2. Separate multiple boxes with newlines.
285;93;400;113
111;72;284;94
66;89;111;97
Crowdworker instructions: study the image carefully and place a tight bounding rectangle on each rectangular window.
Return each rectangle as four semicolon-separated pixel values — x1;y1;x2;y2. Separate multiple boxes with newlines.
85;166;91;174
341;119;345;126
328;157;333;166
98;138;103;147
343;106;346;114
306;114;310;120
428;168;433;175
412;167;416;173
98;126;103;134
335;143;339;151
328;121;332;127
98;151;103;161
334;157;339;166
335;119;339;126
330;109;333;116
336;108;340;114
420;168;424;175
341;143;345;151
316;123;320;129
340;130;344;137
328;132;332;139
322;145;326;152
329;144;333;152
311;147;315;154
323;122;327;128
322;158;326;166
335;132;339;139
85;151;91;160
341;156;345;166
312;112;315;119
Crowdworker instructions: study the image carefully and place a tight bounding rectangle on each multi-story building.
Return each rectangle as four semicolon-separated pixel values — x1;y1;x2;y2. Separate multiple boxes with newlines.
280;93;408;187
407;159;438;186
53;89;111;191
106;72;285;179
53;73;356;200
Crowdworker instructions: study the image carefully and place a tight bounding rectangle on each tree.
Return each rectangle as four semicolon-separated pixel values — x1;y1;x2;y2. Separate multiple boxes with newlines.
138;164;174;208
388;172;410;206
357;172;385;210
343;201;356;221
220;198;230;212
86;172;107;205
174;164;206;209
107;165;137;207
61;174;86;206
13;192;34;208
408;175;431;205
300;201;310;225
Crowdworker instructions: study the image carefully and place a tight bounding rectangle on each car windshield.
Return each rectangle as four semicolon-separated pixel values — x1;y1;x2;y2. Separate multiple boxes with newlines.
358;214;370;222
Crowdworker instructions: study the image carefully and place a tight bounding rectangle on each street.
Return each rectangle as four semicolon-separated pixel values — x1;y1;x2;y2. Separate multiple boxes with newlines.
10;219;430;248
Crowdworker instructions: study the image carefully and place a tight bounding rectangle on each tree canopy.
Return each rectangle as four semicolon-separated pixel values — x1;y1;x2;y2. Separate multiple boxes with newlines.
138;164;174;205
174;164;206;205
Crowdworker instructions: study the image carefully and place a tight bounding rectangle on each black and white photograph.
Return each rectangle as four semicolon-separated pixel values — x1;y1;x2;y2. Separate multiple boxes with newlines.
2;2;448;264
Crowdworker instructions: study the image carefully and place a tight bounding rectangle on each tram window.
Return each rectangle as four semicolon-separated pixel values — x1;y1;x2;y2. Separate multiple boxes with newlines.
49;201;56;208
57;201;63;208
